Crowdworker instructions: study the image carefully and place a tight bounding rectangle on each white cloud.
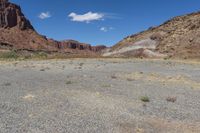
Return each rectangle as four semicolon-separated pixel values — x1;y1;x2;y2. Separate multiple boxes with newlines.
38;12;51;19
100;26;114;32
100;27;108;32
68;12;104;23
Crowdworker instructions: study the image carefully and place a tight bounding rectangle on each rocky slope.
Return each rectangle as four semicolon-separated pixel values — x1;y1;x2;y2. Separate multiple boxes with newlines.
104;11;200;59
0;0;106;55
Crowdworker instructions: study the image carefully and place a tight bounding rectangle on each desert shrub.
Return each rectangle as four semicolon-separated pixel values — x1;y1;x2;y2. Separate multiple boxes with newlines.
3;82;11;86
111;75;117;79
79;63;84;67
33;52;48;59
40;69;46;71
0;51;19;59
66;81;73;84
101;84;112;88
140;96;150;102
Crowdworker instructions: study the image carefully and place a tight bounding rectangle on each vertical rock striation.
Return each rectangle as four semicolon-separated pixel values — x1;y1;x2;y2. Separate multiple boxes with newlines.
0;0;33;30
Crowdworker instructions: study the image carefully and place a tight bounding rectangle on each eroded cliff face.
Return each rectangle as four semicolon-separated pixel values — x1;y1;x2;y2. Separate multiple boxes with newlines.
58;40;106;52
0;0;106;55
0;0;33;30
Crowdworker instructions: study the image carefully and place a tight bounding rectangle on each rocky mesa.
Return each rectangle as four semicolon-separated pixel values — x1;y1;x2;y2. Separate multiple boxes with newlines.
0;0;106;55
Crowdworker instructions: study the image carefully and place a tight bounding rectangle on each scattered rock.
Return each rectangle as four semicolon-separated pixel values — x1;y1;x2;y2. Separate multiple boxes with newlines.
23;94;35;100
166;96;177;103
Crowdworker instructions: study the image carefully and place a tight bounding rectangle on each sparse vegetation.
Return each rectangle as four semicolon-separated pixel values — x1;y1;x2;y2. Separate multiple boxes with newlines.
79;63;84;67
101;84;112;88
111;75;117;79
164;56;171;60
40;68;46;71
66;81;73;84
0;51;50;60
32;52;48;59
39;67;50;72
127;78;134;81
3;82;11;86
0;51;19;59
140;96;150;102
62;65;65;70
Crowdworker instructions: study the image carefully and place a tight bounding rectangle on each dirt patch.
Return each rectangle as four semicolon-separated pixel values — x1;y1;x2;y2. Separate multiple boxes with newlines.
118;72;200;89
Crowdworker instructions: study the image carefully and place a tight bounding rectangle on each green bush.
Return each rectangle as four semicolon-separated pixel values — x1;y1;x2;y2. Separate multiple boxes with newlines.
140;96;150;102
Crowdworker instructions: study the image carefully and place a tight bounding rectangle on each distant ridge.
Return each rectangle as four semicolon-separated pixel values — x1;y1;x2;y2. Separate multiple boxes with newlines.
104;11;200;59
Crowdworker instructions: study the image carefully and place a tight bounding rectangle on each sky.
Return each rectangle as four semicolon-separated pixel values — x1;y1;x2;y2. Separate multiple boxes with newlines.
10;0;200;46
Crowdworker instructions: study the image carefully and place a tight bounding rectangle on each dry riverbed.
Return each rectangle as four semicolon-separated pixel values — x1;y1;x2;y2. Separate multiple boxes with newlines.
0;59;200;133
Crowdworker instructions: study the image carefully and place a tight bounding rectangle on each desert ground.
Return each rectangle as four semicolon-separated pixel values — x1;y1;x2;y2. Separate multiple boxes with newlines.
0;59;200;133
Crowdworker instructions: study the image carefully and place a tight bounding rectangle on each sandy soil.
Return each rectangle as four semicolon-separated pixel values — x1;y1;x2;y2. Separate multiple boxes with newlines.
0;59;200;133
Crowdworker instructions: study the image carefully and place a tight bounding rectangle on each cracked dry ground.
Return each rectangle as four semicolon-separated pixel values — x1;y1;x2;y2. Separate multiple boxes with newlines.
0;59;200;133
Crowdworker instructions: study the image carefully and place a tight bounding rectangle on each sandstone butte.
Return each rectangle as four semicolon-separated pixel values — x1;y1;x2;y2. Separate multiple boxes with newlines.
0;0;106;56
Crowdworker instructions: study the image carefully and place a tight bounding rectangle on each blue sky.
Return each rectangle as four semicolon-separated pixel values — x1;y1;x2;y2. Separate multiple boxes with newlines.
10;0;200;46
